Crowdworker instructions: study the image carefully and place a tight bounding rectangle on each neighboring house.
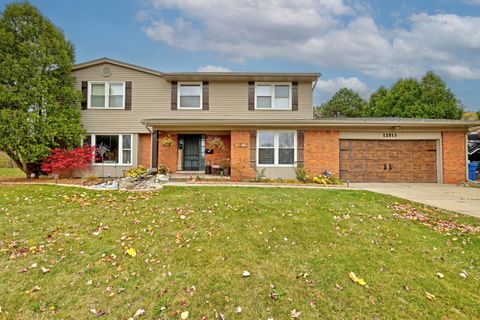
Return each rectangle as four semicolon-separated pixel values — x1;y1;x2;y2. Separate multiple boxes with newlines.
468;132;480;162
73;58;480;184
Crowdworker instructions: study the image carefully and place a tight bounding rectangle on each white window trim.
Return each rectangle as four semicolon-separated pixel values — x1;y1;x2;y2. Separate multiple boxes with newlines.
254;82;292;110
87;81;126;109
87;133;133;166
256;130;297;167
178;82;203;109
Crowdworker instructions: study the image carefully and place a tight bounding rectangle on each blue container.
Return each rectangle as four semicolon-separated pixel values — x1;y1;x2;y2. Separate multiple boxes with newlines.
468;163;478;181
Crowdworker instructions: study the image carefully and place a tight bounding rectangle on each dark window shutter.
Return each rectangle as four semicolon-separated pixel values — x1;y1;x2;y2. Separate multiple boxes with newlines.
81;81;88;110
292;81;298;111
250;130;256;168
171;81;178;110
297;130;304;165
248;81;255;110
125;81;132;110
202;81;209;110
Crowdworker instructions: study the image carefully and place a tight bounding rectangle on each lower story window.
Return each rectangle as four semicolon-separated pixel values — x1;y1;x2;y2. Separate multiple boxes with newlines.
85;134;132;165
257;131;296;166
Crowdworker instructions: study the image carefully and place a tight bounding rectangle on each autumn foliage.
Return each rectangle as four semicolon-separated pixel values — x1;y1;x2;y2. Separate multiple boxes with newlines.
41;145;95;178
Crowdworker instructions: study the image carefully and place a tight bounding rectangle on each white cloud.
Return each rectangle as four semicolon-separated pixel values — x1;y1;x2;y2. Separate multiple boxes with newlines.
465;0;480;5
140;0;480;80
196;65;231;72
315;77;373;100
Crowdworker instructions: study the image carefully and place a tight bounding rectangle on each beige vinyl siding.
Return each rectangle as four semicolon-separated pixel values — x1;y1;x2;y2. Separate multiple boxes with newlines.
262;167;297;179
74;63;314;133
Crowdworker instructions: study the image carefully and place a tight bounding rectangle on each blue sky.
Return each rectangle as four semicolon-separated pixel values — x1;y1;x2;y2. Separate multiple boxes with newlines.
1;0;479;110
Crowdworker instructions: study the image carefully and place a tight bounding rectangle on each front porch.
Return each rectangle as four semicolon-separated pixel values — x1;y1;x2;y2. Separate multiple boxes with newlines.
152;131;233;178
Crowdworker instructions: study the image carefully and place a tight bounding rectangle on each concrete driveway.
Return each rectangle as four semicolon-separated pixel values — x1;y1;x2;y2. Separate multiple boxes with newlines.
351;183;480;218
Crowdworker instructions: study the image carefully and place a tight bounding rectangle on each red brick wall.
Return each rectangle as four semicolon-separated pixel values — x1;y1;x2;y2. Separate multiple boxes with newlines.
230;130;255;181
138;134;151;168
304;130;340;177
442;131;466;184
158;133;178;173
205;135;231;167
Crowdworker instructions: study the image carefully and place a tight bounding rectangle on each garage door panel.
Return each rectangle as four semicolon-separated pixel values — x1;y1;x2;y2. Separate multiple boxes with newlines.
339;140;437;183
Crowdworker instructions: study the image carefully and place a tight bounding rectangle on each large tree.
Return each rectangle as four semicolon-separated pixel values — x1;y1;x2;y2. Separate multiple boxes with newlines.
366;72;463;119
0;2;84;177
314;88;367;118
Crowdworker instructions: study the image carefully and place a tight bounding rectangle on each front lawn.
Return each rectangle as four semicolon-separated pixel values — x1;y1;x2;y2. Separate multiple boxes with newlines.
0;185;479;319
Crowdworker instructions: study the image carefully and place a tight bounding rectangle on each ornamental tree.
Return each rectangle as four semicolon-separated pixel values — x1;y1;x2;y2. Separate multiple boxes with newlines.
366;72;463;119
41;145;96;178
0;2;84;177
314;88;367;118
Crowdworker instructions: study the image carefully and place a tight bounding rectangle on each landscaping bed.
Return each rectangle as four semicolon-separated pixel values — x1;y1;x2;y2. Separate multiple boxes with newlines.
0;185;479;319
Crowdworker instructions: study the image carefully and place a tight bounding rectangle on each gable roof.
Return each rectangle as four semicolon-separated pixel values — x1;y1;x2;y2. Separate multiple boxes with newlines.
72;57;165;77
73;57;320;82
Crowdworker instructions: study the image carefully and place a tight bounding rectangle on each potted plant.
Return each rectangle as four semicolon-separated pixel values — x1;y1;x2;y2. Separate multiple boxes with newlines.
156;164;171;182
219;159;231;176
160;134;174;147
205;161;212;175
207;136;224;151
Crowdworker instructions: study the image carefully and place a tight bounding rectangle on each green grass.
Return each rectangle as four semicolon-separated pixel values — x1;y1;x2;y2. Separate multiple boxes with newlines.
0;185;479;319
0;167;24;179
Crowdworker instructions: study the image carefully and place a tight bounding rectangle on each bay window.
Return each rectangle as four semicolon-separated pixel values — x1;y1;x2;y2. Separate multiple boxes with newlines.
257;131;296;166
255;83;291;110
84;134;132;165
178;83;202;109
88;81;125;108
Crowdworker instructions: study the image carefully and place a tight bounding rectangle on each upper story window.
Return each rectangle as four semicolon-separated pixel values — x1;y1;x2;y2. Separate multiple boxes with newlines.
88;81;125;109
255;83;291;110
178;82;202;109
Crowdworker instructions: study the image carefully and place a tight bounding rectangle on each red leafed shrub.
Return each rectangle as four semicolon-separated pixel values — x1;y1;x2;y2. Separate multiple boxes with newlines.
41;145;96;178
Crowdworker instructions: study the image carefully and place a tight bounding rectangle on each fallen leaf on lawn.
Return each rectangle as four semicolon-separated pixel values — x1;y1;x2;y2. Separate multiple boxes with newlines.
459;271;468;279
180;310;189;319
335;284;344;291
235;306;242;313
436;272;444;279
349;272;367;286
26;285;41;294
18;268;28;273
291;309;301;318
242;270;250;277
129;308;145;319
125;248;137;257
41;267;50;274
29;263;37;269
425;292;436;300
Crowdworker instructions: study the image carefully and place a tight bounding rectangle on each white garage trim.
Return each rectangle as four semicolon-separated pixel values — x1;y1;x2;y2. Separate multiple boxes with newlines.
339;131;442;140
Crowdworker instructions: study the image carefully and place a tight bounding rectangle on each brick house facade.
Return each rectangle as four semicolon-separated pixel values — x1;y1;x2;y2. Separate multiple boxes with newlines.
73;58;479;183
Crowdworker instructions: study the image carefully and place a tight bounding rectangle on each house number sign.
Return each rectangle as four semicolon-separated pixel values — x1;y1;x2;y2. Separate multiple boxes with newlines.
382;132;398;138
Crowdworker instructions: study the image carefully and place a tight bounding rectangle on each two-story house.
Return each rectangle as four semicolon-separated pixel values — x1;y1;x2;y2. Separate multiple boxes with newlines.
73;58;479;184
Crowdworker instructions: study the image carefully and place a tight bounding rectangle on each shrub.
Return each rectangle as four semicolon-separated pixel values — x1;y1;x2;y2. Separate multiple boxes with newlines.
255;168;266;181
295;163;308;182
157;164;170;175
41;145;96;178
125;165;148;178
85;175;100;185
310;174;342;185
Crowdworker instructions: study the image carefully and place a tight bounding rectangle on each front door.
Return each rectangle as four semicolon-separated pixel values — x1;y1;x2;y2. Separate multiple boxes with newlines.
183;135;201;171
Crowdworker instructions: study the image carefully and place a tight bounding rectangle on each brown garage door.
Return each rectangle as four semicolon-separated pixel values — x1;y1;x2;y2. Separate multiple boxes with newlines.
340;140;437;182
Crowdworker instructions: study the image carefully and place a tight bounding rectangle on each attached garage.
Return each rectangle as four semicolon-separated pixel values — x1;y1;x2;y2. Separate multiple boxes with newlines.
339;132;442;183
340;140;438;182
